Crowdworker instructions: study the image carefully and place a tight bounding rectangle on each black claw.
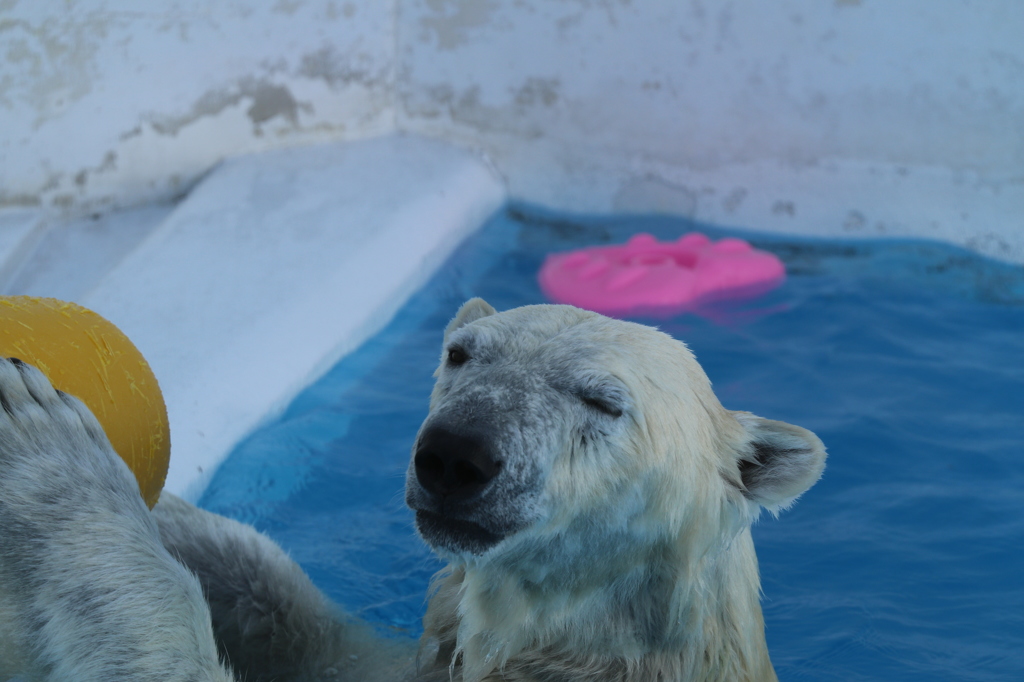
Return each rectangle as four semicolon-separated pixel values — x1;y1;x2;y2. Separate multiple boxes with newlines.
2;358;25;415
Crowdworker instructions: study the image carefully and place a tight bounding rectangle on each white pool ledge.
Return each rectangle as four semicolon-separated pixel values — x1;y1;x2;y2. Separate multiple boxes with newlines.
75;134;504;500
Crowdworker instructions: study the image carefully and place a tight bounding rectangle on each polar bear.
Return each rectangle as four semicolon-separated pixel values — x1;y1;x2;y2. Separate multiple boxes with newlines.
0;299;825;682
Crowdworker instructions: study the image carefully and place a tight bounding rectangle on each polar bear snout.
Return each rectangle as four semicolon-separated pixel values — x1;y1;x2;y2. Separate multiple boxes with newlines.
413;425;503;501
407;422;520;555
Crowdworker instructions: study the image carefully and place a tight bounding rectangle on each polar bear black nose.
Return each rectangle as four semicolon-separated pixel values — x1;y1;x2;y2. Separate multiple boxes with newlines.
414;426;502;500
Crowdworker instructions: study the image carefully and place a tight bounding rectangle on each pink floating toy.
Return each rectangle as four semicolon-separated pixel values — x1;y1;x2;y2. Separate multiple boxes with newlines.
538;233;785;317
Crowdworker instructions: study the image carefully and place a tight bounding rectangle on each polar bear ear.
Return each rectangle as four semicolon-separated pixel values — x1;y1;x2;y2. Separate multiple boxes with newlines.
732;412;827;514
444;298;497;343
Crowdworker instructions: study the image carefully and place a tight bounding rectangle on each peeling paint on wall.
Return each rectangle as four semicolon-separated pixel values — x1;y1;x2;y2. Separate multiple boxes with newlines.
148;79;311;136
272;0;306;16
0;1;396;214
299;46;382;88
404;80;564;140
0;11;105;126
73;151;117;188
721;187;748;214
514;78;560;108
418;0;501;51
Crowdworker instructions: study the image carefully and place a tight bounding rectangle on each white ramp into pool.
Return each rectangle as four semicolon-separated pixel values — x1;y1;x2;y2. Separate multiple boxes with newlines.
81;134;505;500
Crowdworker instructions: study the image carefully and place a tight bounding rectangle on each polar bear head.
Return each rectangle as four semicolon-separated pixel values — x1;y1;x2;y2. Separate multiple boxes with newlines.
405;299;826;682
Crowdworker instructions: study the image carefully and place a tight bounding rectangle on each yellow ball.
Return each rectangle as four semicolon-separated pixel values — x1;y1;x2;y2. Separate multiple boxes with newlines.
0;296;169;508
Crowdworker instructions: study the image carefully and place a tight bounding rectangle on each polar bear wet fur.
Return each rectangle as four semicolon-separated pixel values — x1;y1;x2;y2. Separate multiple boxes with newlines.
0;299;825;682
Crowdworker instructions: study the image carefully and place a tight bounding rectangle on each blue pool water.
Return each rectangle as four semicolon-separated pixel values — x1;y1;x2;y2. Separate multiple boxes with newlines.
200;204;1024;681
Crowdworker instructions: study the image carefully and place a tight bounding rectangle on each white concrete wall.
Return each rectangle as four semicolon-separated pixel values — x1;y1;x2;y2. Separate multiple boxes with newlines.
3;0;1023;261
1;0;395;212
397;0;1024;262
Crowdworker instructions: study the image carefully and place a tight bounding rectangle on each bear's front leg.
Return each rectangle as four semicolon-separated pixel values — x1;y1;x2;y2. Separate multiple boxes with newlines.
153;493;420;682
0;357;234;682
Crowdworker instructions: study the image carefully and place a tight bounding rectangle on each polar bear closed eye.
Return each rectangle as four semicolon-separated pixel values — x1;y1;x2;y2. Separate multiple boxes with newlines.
406;298;826;682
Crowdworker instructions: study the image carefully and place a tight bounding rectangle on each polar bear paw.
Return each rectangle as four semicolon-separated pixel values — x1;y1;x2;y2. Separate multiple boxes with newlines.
0;356;140;518
0;356;110;452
